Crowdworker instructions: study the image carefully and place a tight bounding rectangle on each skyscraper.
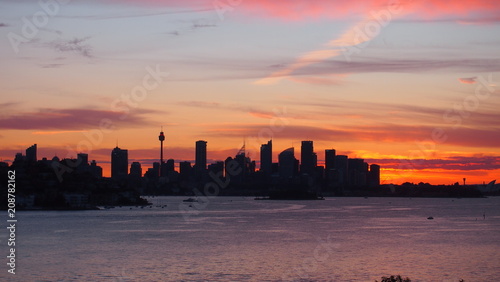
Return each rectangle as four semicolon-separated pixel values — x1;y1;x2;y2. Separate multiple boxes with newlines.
325;149;336;171
334;155;349;187
26;144;37;163
89;160;103;178
195;140;207;172
77;153;89;167
130;162;142;177
369;164;381;187
300;141;316;174
111;146;128;179
179;161;192;180
279;147;297;179
348;158;367;187
260;140;272;175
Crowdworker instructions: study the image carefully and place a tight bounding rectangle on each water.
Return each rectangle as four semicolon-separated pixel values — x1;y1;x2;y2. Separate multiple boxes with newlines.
3;196;500;281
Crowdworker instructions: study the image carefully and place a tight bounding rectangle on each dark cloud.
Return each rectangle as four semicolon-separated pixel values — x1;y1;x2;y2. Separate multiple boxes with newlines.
0;102;21;110
0;107;157;130
39;63;64;68
49;37;93;58
58;8;212;20
294;57;500;77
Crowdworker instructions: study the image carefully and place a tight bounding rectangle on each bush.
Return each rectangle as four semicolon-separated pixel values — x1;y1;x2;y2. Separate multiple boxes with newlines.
376;275;411;282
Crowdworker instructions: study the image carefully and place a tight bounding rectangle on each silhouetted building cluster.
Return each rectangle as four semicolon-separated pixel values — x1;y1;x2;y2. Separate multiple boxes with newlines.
113;131;383;196
0;144;147;210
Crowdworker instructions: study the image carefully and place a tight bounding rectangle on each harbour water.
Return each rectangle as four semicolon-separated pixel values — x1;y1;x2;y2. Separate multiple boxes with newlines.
4;196;500;281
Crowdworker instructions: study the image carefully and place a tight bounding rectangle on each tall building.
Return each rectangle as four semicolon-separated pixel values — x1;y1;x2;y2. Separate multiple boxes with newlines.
77;153;89;167
26;144;37;163
334;155;349;186
111;146;128;179
208;161;224;176
130;162;142;177
325;149;336;171
369;164;381;187
90;160;103;178
260;140;272;175
166;159;175;172
195;140;207;172
300;141;316;174
179;161;192;180
151;162;160;179
348;158;367;187
279;147;297;179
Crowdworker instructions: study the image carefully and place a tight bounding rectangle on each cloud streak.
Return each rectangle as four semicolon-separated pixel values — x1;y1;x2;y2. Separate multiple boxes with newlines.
367;156;500;171
103;0;500;21
458;77;477;84
49;37;93;58
202;122;500;149
0;108;157;130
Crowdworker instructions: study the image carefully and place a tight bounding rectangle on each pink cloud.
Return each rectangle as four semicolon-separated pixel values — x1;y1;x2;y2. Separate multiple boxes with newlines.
107;0;500;21
458;77;477;84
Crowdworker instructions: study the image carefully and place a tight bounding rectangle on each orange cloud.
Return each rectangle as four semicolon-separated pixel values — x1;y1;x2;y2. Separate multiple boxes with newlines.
458;77;477;84
32;130;88;135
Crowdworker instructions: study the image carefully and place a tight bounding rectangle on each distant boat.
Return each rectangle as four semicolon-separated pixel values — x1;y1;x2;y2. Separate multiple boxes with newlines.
183;198;198;203
261;190;324;200
427;216;434;220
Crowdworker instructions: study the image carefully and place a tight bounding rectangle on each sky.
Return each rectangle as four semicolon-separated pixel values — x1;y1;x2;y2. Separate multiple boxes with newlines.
0;0;499;184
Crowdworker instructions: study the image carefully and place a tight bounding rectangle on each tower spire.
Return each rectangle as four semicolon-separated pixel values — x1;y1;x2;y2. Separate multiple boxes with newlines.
159;127;165;176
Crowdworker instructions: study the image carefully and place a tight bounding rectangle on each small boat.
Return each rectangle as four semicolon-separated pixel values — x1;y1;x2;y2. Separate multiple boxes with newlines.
183;198;198;203
427;216;434;220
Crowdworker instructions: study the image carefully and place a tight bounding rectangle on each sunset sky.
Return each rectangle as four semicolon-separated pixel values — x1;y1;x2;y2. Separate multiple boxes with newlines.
1;0;499;184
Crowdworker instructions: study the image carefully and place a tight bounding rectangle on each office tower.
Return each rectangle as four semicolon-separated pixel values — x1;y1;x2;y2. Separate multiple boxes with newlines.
26;144;37;163
130;162;142;177
279;147;297;179
195;140;207;171
224;157;234;178
369;164;381;187
300;141;316;174
348;158;367;187
334;155;349;186
166;159;175;172
208;161;224;176
77;153;89;167
111;146;128;179
325;149;336;171
90;160;103;178
153;162;160;172
179;161;192;179
260;140;272;175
